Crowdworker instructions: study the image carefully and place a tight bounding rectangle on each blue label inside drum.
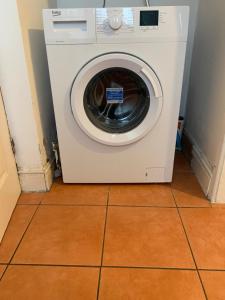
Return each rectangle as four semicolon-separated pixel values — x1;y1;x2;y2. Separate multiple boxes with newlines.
106;88;124;104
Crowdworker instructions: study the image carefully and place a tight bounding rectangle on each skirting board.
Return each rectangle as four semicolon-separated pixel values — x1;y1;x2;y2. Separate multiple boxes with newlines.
209;135;225;203
18;160;54;192
185;130;214;197
215;163;225;203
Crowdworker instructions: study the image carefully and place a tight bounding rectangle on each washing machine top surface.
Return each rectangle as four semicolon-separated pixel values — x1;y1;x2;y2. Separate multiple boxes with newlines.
43;6;189;45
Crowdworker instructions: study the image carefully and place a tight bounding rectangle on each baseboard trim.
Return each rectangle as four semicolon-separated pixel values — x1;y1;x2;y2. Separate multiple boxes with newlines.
18;160;54;192
209;135;225;203
185;130;213;196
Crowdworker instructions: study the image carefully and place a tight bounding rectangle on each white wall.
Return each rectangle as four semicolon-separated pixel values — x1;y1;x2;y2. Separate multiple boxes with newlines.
57;0;199;117
0;1;42;171
0;0;57;191
185;0;225;200
17;0;57;162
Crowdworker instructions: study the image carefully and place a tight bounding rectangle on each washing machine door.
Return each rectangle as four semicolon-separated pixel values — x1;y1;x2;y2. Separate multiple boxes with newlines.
71;53;163;146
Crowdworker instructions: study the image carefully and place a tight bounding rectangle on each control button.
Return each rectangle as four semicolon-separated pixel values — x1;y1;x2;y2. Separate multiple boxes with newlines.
108;15;122;30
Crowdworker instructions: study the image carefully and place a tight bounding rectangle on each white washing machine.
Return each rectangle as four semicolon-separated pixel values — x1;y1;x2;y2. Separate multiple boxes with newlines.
43;6;189;183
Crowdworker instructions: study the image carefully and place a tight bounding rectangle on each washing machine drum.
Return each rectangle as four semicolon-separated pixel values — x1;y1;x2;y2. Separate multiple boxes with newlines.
71;53;163;146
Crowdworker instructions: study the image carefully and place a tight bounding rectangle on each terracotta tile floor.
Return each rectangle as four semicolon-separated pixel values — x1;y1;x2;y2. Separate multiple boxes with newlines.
1;152;225;299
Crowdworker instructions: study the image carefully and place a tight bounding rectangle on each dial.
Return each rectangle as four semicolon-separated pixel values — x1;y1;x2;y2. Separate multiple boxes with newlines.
108;15;122;30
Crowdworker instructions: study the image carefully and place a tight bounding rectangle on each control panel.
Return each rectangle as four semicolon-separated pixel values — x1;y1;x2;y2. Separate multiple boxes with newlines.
96;8;134;33
96;8;163;33
96;7;189;43
43;7;189;44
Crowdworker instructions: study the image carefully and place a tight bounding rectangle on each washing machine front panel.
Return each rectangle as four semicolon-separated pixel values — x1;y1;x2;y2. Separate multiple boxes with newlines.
43;7;189;182
71;53;163;146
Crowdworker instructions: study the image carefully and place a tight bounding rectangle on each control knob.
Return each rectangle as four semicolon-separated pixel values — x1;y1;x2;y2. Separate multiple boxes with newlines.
108;15;122;30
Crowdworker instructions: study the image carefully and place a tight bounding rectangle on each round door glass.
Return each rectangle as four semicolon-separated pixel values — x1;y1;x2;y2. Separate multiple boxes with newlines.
83;67;150;133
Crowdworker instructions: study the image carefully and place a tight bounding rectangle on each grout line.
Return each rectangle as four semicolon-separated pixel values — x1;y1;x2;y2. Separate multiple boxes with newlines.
171;189;208;300
100;265;196;271
0;204;40;282
0;264;9;281
198;268;225;272
8;262;225;273
108;204;176;208
9;263;100;268
170;183;177;207
6;262;197;271
108;205;211;209
20;203;171;208
17;203;213;209
17;203;41;206
174;171;194;173
173;206;212;209
96;186;110;300
34;203;106;207
8;205;40;264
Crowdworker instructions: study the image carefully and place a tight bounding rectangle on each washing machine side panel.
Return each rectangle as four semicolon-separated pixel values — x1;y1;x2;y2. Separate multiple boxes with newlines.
46;42;186;182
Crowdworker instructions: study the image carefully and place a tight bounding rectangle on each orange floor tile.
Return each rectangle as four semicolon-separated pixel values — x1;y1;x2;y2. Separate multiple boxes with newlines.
109;184;175;207
0;266;99;300
17;193;45;205
0;153;225;299
180;208;225;269
41;183;109;206
172;172;210;207
103;207;194;268
12;206;106;266
200;271;225;300
0;205;37;263
0;266;6;279
99;268;205;300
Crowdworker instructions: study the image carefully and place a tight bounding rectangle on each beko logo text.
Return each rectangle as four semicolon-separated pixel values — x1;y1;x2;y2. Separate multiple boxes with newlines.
52;10;61;16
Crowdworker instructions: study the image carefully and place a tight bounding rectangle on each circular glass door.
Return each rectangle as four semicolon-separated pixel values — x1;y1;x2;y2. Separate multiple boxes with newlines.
84;67;150;134
71;53;163;146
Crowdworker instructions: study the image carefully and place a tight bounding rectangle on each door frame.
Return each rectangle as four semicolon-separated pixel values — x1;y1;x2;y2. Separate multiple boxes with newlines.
0;89;21;241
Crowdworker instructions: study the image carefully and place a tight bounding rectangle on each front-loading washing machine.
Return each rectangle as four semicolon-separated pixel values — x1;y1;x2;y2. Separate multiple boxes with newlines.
43;6;189;183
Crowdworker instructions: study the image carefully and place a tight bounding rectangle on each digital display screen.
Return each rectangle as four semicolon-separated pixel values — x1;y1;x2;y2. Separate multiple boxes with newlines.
140;11;159;26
